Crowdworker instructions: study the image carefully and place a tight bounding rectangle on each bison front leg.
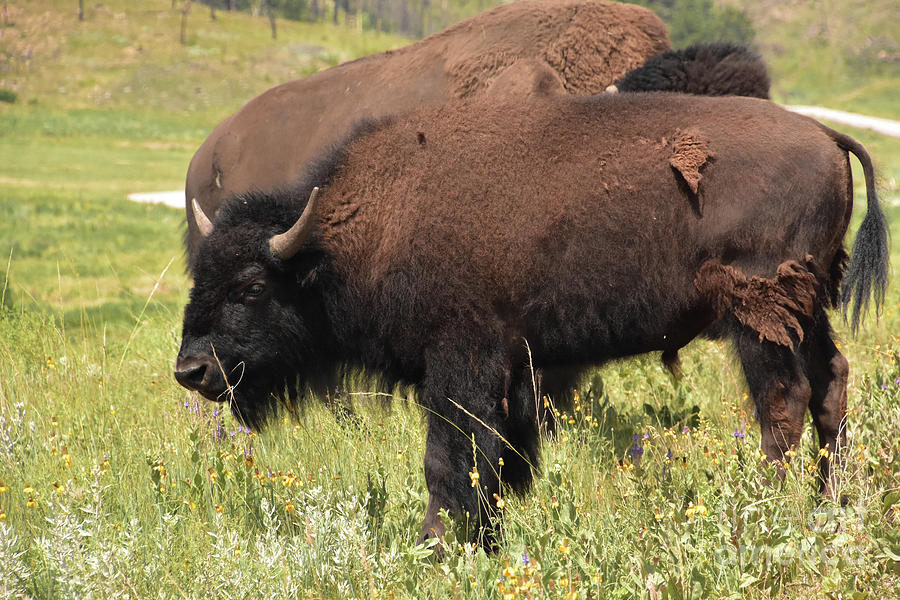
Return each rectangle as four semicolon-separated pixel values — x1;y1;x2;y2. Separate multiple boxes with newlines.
419;399;508;548
417;343;511;548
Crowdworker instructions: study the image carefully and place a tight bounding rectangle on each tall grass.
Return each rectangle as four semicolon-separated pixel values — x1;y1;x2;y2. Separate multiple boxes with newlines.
1;1;899;597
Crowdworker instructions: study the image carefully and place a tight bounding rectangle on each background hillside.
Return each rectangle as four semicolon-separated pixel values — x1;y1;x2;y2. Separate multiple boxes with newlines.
1;2;898;599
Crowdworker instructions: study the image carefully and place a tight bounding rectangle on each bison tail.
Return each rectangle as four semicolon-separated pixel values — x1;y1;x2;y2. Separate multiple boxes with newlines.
821;125;890;333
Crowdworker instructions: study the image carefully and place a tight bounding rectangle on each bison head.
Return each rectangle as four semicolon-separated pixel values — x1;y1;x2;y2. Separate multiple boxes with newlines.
175;189;329;429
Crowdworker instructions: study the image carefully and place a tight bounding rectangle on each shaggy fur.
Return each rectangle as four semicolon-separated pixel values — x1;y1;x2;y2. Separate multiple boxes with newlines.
176;93;888;542
614;42;771;98
184;0;671;258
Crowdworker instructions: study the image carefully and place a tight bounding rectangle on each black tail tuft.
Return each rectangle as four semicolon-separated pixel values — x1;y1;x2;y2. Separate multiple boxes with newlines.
825;126;891;333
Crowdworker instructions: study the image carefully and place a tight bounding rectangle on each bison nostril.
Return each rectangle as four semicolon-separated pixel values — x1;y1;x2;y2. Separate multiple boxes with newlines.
174;358;209;391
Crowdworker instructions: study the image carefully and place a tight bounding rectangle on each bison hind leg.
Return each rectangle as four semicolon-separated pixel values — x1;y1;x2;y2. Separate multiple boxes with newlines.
699;258;828;477
798;308;849;499
731;322;811;469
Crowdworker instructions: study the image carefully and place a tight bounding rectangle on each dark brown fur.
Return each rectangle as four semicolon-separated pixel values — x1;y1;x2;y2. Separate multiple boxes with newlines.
176;93;887;544
183;0;671;257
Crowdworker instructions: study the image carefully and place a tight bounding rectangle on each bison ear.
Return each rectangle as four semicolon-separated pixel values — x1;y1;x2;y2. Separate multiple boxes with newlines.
269;187;320;261
192;198;214;238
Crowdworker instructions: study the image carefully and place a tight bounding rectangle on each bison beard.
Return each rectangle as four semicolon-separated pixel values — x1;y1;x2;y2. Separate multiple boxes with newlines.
176;93;888;546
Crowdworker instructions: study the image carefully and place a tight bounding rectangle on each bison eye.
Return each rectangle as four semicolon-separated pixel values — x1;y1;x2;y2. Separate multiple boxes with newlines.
242;282;266;302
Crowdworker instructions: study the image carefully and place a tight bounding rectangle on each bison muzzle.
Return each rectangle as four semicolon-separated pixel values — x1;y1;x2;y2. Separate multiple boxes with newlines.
175;93;888;546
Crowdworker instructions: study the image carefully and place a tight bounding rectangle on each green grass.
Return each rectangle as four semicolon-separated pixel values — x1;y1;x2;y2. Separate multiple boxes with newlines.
1;1;899;598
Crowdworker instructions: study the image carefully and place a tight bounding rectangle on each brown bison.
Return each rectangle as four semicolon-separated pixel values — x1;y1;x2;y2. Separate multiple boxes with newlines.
175;93;888;545
184;0;672;258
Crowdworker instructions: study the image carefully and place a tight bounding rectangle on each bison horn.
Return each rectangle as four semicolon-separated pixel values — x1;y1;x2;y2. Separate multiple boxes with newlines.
269;187;320;260
192;198;214;238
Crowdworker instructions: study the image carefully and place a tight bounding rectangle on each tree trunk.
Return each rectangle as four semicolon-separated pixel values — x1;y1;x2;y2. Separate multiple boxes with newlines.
333;0;339;25
264;0;277;39
210;2;216;20
180;1;192;45
77;0;84;21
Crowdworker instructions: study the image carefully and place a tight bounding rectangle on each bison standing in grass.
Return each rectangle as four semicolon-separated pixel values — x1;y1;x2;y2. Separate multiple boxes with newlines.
175;93;887;545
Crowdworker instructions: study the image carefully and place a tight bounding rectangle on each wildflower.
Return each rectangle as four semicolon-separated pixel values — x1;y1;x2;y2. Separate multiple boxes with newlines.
498;457;504;467
215;504;223;513
654;511;663;522
0;482;7;493
26;497;36;508
469;466;479;488
0;511;6;520
595;571;603;585
685;499;707;518
551;496;559;509
558;538;571;558
285;501;295;512
818;447;830;459
522;552;530;566
683;426;690;435
493;493;505;510
23;485;34;495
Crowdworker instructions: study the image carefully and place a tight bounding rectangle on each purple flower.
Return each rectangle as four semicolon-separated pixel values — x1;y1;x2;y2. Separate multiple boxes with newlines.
683;426;690;434
629;443;644;457
633;433;640;441
895;378;900;385
643;433;650;440
522;552;530;566
881;384;888;390
666;450;673;459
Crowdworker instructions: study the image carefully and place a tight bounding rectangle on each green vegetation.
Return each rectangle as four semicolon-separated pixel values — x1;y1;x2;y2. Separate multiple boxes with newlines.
630;0;756;47
1;1;899;598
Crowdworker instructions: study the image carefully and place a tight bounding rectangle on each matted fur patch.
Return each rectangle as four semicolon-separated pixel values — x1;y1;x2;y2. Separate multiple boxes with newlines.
669;128;714;204
694;260;818;348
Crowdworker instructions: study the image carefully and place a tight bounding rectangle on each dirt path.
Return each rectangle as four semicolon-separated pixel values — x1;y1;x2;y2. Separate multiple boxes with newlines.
785;105;900;138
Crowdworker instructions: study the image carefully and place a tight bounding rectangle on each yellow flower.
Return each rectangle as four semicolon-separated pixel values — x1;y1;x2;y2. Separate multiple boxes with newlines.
26;497;36;508
493;493;505;510
285;502;295;512
818;446;830;459
654;511;663;522
498;457;504;467
23;485;34;495
558;538;571;558
469;467;479;488
215;504;223;513
0;511;6;520
0;482;8;494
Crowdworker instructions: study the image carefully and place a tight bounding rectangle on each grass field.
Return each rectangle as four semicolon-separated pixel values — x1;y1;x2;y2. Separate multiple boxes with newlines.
1;1;899;598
